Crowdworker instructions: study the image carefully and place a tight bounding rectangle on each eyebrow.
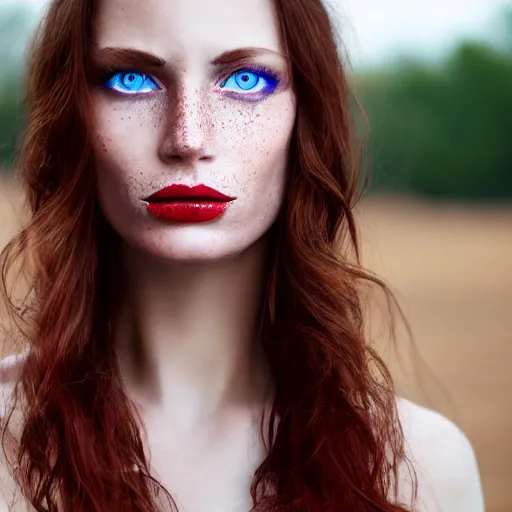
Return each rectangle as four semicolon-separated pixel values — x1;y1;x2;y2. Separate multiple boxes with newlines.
90;47;166;70
211;47;288;66
90;46;287;71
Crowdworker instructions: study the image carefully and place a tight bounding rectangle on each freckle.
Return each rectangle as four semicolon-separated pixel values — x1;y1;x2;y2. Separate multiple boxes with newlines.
121;117;124;121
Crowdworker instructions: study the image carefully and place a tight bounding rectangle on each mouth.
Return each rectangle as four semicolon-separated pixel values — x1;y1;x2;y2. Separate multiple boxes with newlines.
143;184;236;223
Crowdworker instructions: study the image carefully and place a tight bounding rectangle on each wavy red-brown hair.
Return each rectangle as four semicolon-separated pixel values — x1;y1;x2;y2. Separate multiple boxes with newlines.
0;0;416;510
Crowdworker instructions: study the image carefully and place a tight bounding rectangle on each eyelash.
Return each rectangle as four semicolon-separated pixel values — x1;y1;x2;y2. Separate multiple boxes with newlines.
216;65;280;101
100;65;281;101
101;70;162;95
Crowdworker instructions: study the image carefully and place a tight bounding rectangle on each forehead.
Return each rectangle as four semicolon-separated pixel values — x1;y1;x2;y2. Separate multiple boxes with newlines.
94;0;284;60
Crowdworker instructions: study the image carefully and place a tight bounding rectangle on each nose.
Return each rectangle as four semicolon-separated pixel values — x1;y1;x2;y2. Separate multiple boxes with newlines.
159;86;214;164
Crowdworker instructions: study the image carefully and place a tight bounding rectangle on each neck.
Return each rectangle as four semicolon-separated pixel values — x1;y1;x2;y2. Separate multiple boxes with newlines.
115;238;271;430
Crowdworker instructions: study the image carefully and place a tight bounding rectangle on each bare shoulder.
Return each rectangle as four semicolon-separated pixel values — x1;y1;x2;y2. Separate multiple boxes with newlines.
0;351;27;417
0;352;28;512
0;352;27;384
396;397;485;512
0;353;23;412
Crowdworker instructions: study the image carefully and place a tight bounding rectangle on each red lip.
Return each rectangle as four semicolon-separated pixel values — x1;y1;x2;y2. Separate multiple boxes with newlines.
144;184;236;223
145;184;235;202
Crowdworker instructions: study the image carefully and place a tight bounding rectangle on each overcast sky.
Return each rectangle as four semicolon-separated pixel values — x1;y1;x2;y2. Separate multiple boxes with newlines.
0;0;508;67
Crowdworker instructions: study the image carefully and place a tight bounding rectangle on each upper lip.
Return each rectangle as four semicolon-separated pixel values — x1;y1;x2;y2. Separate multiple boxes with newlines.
144;184;236;202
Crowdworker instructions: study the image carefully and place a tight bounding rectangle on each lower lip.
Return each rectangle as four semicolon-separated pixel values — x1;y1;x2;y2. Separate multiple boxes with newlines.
146;201;230;222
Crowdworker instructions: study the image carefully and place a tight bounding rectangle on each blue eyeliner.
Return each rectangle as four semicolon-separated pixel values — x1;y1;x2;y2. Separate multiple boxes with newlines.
102;65;281;101
218;66;280;101
103;71;161;95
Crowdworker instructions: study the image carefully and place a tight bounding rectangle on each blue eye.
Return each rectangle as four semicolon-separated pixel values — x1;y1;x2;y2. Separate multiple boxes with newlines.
219;68;279;99
104;71;161;95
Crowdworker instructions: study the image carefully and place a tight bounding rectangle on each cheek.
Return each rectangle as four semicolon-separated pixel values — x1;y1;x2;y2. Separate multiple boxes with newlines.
218;94;296;192
91;95;164;199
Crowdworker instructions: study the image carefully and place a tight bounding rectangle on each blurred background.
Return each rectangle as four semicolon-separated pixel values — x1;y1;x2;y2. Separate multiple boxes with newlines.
0;0;511;510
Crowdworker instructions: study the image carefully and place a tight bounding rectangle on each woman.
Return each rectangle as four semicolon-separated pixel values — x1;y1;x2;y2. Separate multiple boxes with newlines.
0;0;484;510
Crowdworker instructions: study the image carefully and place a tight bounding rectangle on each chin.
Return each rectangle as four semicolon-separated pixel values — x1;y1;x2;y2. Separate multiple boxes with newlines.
121;224;269;264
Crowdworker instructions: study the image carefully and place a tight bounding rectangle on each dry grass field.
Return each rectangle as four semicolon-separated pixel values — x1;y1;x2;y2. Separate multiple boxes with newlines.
1;175;511;511
357;197;512;512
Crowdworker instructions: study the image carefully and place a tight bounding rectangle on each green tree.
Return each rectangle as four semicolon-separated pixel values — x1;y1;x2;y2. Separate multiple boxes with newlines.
0;6;34;169
356;9;512;200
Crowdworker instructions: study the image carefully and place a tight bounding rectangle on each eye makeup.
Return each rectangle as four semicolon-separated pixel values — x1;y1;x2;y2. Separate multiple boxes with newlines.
99;66;284;104
103;71;163;95
90;46;289;102
214;65;281;102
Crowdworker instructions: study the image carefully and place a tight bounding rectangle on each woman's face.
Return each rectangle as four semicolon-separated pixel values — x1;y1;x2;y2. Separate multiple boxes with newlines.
92;0;296;262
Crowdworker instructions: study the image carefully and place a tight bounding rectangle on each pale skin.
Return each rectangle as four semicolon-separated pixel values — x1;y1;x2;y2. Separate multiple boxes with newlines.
0;0;484;510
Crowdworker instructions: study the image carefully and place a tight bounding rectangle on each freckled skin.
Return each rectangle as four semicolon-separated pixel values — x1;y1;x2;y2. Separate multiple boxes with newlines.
92;0;297;262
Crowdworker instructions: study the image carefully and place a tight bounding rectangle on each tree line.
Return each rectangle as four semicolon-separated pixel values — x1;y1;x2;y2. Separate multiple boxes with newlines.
354;9;512;201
